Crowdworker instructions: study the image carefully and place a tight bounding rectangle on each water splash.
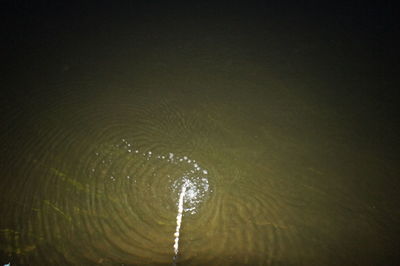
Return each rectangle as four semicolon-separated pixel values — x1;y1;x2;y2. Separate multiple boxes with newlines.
93;138;212;264
173;180;189;264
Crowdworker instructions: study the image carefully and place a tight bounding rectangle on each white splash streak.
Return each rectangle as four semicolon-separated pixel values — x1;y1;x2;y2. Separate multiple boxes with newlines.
173;181;188;261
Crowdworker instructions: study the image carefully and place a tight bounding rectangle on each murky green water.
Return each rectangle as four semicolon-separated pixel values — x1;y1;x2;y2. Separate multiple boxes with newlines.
1;2;399;265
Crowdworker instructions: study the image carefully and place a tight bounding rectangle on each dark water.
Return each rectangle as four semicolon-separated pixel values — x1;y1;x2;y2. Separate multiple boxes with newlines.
1;2;399;265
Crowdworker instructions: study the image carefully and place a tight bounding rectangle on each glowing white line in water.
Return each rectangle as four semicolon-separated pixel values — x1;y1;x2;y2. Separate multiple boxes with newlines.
104;140;211;262
173;181;188;261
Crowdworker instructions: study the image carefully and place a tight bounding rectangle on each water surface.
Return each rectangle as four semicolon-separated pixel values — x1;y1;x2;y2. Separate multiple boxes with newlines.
1;2;398;265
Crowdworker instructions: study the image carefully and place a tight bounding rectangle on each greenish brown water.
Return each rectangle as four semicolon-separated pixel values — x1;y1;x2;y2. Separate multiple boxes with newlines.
1;2;399;265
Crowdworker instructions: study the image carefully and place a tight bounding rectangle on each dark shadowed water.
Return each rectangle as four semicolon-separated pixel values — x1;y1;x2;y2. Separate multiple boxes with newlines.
1;2;399;265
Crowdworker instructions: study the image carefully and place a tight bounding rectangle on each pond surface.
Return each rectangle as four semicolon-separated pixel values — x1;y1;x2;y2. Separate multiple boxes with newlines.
1;2;398;265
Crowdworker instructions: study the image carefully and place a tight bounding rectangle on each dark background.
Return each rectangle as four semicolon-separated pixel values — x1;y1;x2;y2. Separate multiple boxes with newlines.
1;1;398;160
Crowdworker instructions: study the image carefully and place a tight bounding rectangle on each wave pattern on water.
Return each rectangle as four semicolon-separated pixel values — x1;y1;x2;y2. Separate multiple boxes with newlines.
82;137;213;264
0;90;361;266
0;94;221;265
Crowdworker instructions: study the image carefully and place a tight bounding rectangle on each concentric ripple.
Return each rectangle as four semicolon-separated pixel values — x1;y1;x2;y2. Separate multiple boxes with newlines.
2;85;380;266
81;136;214;264
0;94;307;265
91;137;212;212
